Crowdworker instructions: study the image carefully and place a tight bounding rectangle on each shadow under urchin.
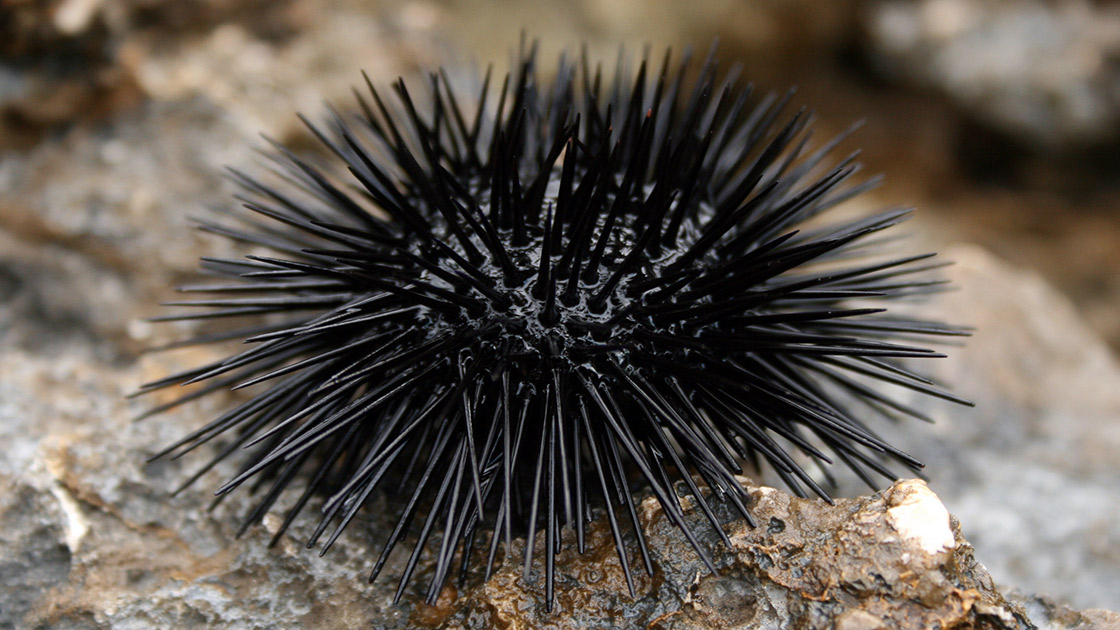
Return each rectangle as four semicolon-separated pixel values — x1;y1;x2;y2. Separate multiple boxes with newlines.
134;42;972;609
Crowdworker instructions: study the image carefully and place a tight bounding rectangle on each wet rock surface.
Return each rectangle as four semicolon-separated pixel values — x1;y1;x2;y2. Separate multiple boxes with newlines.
435;479;1035;630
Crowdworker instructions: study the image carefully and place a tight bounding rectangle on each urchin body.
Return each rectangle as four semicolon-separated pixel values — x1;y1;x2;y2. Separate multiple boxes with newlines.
138;45;969;607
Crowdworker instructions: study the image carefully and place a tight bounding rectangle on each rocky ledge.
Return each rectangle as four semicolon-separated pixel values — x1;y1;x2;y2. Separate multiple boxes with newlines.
3;410;1117;630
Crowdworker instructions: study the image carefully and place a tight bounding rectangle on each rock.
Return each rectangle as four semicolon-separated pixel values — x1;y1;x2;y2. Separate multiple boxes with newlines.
0;474;76;630
3;2;1120;624
0;348;411;629
0;0;146;151
730;240;1120;613
0;0;439;353
863;0;1120;150
740;240;1120;612
0;363;1037;630
930;245;1120;476
423;479;1033;629
861;244;1120;612
1010;593;1120;630
129;0;445;144
0;0;446;150
0;346;1057;629
0;99;262;357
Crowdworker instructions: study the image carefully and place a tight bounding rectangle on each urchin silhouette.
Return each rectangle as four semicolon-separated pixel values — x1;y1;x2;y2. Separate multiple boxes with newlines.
135;42;971;608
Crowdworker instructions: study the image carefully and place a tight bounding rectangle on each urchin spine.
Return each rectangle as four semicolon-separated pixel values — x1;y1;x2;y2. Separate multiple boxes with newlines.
136;43;970;608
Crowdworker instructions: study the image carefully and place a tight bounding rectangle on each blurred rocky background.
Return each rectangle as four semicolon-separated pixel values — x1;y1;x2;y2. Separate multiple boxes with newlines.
3;0;1120;628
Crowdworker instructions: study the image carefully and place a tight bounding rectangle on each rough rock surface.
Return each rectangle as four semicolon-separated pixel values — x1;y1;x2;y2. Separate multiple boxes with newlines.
2;305;1118;627
0;386;1041;630
865;244;1120;611
0;349;405;629
864;0;1120;149
0;0;444;151
1012;594;1120;630
439;479;1033;630
4;249;1118;625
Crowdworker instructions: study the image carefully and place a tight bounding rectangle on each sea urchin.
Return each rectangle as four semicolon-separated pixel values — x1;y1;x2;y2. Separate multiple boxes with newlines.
136;43;971;608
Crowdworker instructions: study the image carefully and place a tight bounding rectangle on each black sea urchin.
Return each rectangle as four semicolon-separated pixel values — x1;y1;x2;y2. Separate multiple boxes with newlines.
136;44;970;608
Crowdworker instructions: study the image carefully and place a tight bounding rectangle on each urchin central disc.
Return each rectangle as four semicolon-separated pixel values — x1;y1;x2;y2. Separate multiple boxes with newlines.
422;184;680;352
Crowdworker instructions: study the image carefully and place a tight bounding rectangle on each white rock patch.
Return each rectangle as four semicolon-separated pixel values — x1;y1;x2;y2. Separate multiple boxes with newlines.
886;480;955;555
49;480;90;553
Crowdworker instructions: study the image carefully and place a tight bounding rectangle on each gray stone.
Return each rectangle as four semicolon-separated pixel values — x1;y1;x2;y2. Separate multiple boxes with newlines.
864;0;1120;149
0;475;74;630
0;384;1039;630
1011;593;1120;630
840;244;1120;612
